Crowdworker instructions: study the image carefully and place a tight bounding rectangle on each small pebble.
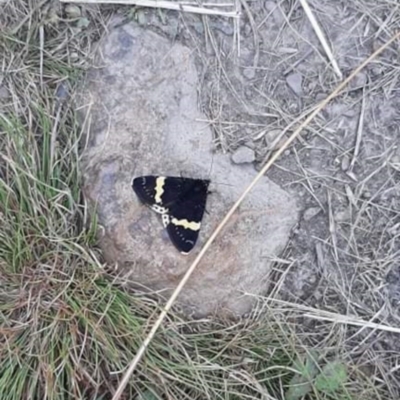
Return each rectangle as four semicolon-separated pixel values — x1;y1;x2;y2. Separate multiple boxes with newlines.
391;155;400;164
70;52;79;61
286;72;303;96
231;146;256;164
243;68;256;79
335;209;351;222
265;129;288;150
303;207;321;221
55;83;69;102
362;190;372;199
65;4;81;18
371;67;383;76
341;155;350;171
265;129;280;143
350;72;367;88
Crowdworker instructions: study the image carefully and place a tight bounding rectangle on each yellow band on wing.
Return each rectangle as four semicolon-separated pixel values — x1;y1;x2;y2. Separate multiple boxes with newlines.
154;177;166;203
171;218;201;231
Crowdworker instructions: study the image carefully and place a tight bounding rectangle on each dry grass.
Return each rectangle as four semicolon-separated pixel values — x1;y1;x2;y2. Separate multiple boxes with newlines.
0;0;399;399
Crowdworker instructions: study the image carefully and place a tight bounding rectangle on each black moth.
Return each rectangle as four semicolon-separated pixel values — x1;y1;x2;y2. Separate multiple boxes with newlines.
132;175;210;254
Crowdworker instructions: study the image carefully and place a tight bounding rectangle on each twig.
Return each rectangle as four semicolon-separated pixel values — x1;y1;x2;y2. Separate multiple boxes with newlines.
254;297;400;334
60;0;240;18
299;0;342;79
111;31;400;400
239;0;259;69
349;89;366;171
327;190;338;261
234;0;241;55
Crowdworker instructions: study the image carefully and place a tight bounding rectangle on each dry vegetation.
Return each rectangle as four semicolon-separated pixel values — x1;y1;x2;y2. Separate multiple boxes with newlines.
1;0;400;399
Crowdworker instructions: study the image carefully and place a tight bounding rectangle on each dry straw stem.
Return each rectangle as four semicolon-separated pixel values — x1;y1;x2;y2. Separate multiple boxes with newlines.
258;298;400;334
111;31;400;400
299;0;342;79
60;0;240;18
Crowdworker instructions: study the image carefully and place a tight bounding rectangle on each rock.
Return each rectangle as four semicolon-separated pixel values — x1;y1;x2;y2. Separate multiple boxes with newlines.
335;209;351;222
265;129;288;151
231;146;256;164
350;72;367;88
303;207;321;221
341;155;350;171
286;72;303;96
65;5;81;19
391;154;400;164
242;67;256;79
79;23;298;318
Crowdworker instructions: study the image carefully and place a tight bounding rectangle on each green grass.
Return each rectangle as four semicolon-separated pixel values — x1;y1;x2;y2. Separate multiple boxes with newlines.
0;2;394;399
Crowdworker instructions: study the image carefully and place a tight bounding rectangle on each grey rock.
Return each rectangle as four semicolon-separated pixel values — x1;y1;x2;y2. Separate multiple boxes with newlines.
303;207;321;221
65;4;81;18
265;129;288;150
231;146;256;164
350;72;367;88
79;23;298;317
242;67;256;79
341;155;350;171
286;72;303;96
335;209;351;222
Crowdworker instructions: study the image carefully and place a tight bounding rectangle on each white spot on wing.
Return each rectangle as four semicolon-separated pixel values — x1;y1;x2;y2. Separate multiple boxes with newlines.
162;214;170;228
154;177;166;204
171;218;200;231
151;204;168;214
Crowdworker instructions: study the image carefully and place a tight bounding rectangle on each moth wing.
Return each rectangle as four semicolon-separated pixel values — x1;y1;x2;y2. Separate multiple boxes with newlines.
165;179;209;254
132;176;190;214
132;175;159;206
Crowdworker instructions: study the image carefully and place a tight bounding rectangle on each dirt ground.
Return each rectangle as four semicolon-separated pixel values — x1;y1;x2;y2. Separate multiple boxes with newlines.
132;0;400;390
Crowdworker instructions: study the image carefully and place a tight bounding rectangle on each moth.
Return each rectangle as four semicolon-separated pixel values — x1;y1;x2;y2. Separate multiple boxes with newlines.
132;175;210;254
